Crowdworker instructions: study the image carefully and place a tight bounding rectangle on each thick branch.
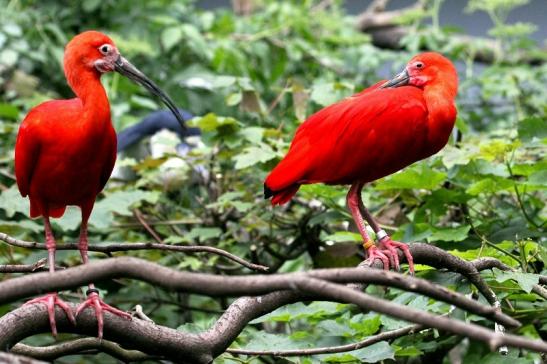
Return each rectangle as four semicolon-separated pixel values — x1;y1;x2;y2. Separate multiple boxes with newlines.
203;244;531;355
0;232;268;272
0;352;48;364
0;255;518;328
2;243;545;361
0;304;210;363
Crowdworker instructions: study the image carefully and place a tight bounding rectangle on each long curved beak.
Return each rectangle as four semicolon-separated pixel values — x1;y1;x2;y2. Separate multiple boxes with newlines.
380;68;410;89
114;56;186;130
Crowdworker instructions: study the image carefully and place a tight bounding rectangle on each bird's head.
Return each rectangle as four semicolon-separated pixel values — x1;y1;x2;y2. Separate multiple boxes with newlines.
64;31;186;128
380;52;458;98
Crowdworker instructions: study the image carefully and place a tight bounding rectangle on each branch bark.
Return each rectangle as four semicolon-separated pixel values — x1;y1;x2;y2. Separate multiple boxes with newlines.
0;255;519;328
0;232;268;272
12;338;155;362
2;243;545;362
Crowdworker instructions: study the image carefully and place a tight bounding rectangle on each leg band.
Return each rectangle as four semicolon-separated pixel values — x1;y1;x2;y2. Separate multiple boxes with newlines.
376;229;388;241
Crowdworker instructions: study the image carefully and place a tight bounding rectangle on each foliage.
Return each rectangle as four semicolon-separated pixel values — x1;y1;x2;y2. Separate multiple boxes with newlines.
0;0;545;363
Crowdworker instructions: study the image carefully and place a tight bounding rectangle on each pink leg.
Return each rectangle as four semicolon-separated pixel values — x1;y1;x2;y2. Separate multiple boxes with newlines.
75;217;131;339
347;183;390;270
24;217;75;336
357;195;414;274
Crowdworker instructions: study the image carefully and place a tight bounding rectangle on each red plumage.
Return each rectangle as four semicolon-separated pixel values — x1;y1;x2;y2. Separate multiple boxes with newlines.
14;31;183;338
265;52;459;272
15;92;116;219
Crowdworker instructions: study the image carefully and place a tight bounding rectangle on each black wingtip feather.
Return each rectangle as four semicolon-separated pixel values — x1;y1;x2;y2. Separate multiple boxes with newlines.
264;183;274;199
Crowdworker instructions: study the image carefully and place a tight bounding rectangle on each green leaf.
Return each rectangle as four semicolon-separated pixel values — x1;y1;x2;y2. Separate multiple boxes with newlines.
493;268;539;293
428;225;470;242
375;164;446;190
161;26;183;51
349;313;381;336
89;190;160;229
190;113;239;133
184;227;222;242
0;103;19;119
225;92;242;106
395;345;423;357
322;341;394;363
518;117;547;141
323;231;363;243
233;144;276;169
0;185;29;218
466;176;513;195
310;81;353;106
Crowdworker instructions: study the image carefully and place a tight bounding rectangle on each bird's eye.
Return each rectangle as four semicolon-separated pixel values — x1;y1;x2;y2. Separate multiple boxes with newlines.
99;44;111;55
415;62;424;69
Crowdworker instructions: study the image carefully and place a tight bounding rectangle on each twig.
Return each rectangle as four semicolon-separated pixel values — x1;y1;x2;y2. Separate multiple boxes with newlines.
227;324;422;356
133;305;154;323
12;338;156;362
0;232;268;272
133;209;164;244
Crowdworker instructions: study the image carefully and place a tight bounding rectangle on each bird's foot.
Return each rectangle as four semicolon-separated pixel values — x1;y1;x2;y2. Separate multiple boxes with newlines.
75;289;131;339
378;237;414;274
363;244;391;271
24;293;76;336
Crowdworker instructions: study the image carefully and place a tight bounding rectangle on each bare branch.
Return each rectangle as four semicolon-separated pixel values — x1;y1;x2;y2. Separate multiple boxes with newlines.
0;351;48;364
0;255;519;328
0;232;268;272
227;324;422;356
12;338;155;362
133;209;164;244
0;258;57;273
0;304;211;364
2;242;545;361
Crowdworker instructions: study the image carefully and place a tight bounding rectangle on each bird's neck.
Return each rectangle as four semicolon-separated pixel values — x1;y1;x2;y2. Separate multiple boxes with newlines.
423;85;457;152
66;68;111;122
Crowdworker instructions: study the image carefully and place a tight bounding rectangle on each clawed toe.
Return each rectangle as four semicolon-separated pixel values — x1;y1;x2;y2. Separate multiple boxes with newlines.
378;238;414;274
76;291;131;339
25;293;75;336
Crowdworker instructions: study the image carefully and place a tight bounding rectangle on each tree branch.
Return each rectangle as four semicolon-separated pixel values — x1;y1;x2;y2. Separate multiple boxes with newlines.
0;258;58;273
0;351;48;364
0;304;211;364
2;243;545;362
0;232;268;272
226;324;422;356
12;338;156;362
0;255;519;328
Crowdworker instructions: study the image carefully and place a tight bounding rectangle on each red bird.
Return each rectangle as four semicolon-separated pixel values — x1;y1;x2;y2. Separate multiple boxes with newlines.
15;31;186;338
265;52;458;273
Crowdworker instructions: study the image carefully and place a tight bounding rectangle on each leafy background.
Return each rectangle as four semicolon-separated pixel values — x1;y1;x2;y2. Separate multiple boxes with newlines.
0;0;545;363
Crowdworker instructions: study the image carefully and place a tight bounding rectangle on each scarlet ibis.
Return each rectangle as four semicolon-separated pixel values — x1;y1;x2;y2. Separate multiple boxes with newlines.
264;52;458;273
14;31;186;338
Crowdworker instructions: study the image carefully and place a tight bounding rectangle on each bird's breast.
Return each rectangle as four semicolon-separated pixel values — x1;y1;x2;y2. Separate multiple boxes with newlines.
29;118;116;205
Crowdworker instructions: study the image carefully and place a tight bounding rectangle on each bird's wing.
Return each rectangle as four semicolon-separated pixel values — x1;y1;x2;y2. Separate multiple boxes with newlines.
99;126;118;192
265;86;428;191
14;113;41;197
